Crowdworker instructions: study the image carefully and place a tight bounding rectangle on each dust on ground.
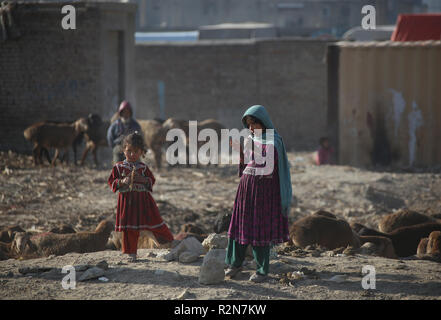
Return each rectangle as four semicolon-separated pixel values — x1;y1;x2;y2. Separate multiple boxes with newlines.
1;150;441;300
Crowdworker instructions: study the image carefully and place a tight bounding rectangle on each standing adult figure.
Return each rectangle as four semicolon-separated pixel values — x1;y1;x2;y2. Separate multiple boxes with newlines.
107;101;142;164
225;105;292;282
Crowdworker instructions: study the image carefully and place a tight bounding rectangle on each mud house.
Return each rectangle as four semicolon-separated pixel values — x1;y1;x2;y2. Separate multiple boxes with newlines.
328;40;441;167
0;1;136;153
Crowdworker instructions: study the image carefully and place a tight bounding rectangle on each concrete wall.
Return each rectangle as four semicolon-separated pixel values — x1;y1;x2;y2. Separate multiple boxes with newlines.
0;1;136;153
337;40;441;167
135;38;330;150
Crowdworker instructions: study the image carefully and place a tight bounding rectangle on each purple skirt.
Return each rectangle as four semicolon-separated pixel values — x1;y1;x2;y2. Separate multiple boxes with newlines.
228;146;290;246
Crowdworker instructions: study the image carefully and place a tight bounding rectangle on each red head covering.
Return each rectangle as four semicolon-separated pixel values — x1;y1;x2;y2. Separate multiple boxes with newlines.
118;101;132;115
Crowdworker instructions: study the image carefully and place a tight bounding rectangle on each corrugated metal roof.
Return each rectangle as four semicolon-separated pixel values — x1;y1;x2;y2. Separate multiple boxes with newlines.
336;40;441;47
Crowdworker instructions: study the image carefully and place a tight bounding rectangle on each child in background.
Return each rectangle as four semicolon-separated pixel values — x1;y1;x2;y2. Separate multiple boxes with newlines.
108;132;174;262
314;137;334;165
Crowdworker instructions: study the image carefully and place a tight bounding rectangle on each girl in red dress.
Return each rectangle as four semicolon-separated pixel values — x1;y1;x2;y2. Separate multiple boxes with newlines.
108;132;174;262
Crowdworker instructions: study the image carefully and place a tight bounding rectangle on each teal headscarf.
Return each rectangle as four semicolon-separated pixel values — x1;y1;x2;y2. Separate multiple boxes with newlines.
242;105;292;217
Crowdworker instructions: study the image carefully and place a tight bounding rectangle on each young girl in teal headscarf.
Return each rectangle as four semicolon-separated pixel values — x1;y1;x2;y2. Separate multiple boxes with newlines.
225;105;292;282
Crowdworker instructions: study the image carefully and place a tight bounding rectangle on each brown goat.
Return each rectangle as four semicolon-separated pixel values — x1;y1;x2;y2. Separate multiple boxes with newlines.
289;211;360;249
78;114;111;166
24;118;88;166
106;230;173;250
355;222;441;257
138;119;167;169
16;220;114;258
289;211;397;259
417;231;441;262
378;209;437;233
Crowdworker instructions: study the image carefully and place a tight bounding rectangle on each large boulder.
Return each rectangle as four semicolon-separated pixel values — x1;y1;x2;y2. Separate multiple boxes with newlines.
163;237;205;262
202;233;228;251
198;249;226;285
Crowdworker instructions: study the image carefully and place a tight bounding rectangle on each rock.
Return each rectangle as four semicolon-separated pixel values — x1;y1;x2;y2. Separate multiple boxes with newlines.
96;260;108;270
18;267;53;275
176;289;194;300
300;267;320;279
78;267;106;281
147;252;157;258
74;264;92;272
172;271;182;280
198;249;226;285
343;246;358;256
162;252;176;262
153;269;181;280
41;268;62;279
179;251;200;263
0;271;14;278
360;242;377;255
324;251;335;257
170;240;181;249
309;250;322;257
246;260;257;270
162;237;205;262
154;269;165;276
289;271;305;280
202;233;228;251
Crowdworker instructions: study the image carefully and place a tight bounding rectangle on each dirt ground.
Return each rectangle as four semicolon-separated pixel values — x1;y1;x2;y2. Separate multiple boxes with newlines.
1;149;441;300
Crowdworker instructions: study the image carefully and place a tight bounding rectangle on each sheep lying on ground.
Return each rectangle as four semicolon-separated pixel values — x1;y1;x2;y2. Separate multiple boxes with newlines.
417;231;441;262
289;211;360;249
378;209;438;233
24;118;88;166
354;221;441;257
138;119;167;169
78;114;111;166
106;230;173;250
14;220;114;258
289;211;397;259
0;224;79;260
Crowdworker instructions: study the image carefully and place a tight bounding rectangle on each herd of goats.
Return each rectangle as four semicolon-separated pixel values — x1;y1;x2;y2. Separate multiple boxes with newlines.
22;112;226;168
1;206;440;264
2;114;439;266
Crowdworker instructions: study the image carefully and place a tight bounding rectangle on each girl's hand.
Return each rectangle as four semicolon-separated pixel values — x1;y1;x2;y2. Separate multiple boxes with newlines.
120;176;131;186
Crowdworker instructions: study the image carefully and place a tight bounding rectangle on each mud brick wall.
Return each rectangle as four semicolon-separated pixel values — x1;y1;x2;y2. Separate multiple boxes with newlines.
0;1;136;154
135;39;330;150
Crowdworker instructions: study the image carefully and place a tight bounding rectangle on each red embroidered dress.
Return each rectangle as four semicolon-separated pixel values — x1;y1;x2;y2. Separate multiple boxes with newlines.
108;160;173;243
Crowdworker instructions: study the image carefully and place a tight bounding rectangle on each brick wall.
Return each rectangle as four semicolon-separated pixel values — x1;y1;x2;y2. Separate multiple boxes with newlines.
135;38;330;150
0;1;136;155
